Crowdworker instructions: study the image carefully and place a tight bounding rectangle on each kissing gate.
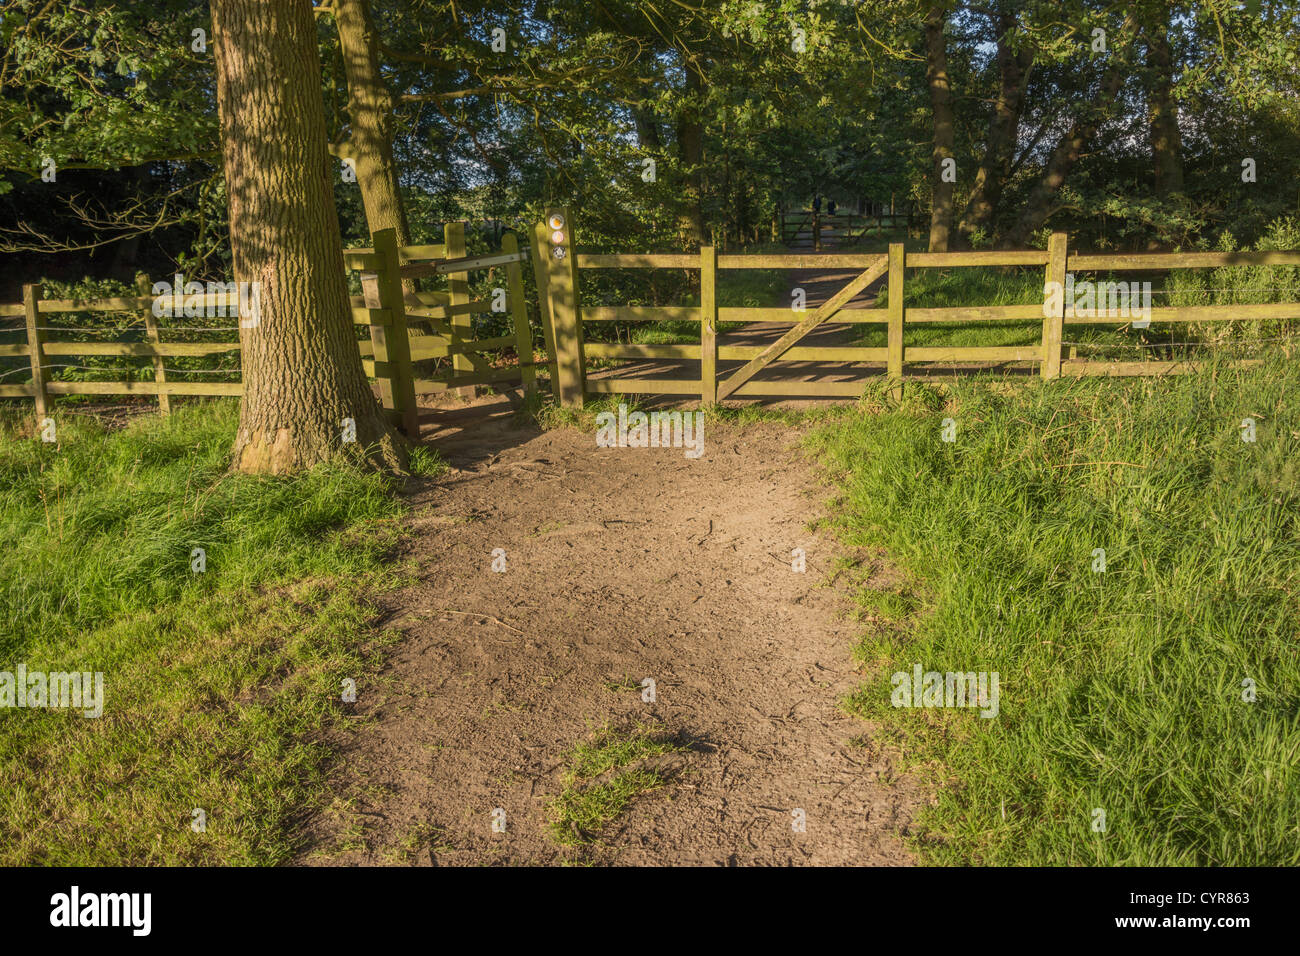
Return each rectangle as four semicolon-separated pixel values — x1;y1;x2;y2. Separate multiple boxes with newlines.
346;223;537;435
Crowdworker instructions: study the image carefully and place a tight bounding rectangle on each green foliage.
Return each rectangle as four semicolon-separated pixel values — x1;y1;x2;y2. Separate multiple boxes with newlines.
5;0;1300;275
1163;218;1300;344
0;0;214;178
1168;218;1300;307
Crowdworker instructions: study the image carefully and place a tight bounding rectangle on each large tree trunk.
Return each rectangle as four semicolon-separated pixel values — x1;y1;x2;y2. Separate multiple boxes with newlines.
213;0;405;474
1145;11;1184;198
959;7;1033;239
335;0;410;244
675;57;705;247
925;5;955;253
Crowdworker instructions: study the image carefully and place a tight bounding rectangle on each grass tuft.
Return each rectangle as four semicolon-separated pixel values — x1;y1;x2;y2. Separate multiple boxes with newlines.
546;721;685;848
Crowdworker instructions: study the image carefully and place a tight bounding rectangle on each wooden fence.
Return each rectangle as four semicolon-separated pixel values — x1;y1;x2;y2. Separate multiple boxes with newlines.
347;224;537;435
10;213;1299;421
532;206;1300;408
1;224;537;436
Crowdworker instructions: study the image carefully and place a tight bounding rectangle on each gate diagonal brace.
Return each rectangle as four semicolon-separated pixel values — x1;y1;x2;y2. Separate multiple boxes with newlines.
716;256;888;400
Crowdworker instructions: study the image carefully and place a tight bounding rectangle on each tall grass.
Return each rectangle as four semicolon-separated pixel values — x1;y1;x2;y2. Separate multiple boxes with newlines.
0;400;422;864
865;264;1045;350
809;359;1300;865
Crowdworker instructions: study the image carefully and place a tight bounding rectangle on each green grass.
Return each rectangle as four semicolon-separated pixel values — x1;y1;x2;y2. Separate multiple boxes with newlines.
546;721;685;848
716;244;790;309
0;399;440;864
379;822;453;865
808;359;1300;865
531;394;635;431
867;263;1122;352
530;391;851;436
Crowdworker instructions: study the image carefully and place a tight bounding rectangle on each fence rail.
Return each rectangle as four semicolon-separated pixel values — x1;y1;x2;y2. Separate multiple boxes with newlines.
9;215;1299;422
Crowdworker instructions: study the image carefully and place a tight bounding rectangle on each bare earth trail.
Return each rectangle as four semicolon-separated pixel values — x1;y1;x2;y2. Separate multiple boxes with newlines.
301;394;922;865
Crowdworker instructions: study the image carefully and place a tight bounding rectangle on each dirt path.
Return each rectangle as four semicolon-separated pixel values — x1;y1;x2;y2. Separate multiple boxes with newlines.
301;394;921;865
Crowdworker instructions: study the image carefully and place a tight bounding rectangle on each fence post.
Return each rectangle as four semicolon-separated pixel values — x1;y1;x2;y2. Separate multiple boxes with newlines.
501;232;536;399
887;243;905;400
22;283;49;421
813;208;822;252
700;244;717;406
365;227;418;437
137;273;169;416
1042;231;1068;380
444;221;474;399
536;206;584;408
529;218;561;403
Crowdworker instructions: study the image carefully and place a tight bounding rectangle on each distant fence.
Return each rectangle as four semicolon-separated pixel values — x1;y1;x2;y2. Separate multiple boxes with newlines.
780;208;915;249
1;224;537;437
532;206;1300;407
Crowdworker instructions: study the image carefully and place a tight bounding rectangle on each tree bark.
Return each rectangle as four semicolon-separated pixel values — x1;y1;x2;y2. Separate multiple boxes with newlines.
213;0;405;474
675;56;705;248
1003;46;1129;247
633;107;662;150
959;7;1033;239
335;0;410;245
1145;10;1184;198
925;5;955;253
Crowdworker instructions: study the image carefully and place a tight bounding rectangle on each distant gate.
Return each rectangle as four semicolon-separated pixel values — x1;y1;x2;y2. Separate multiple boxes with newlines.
779;208;913;250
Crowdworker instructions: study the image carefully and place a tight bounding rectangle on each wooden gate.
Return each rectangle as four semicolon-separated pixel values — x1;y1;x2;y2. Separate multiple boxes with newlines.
779;208;913;250
344;224;537;434
530;208;1300;409
713;257;888;400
